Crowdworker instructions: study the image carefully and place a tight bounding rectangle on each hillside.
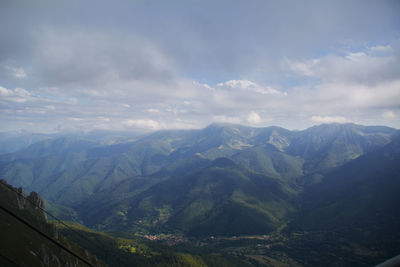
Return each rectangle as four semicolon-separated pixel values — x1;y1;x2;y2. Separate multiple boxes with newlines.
0;123;399;266
78;157;296;236
282;134;400;266
0;123;396;233
0;179;105;266
0;123;394;203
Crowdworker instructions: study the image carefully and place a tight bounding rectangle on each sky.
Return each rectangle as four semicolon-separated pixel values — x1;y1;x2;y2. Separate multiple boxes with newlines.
1;0;400;133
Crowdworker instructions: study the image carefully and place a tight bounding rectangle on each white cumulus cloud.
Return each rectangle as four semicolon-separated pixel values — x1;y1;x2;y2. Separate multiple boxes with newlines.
247;111;261;124
123;119;160;130
0;86;31;103
369;45;392;53
311;116;352;124
382;110;396;119
216;80;284;95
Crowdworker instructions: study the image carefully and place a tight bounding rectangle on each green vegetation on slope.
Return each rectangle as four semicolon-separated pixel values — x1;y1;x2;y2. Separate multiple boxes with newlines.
0;123;398;267
56;221;253;267
283;135;400;266
77;158;296;237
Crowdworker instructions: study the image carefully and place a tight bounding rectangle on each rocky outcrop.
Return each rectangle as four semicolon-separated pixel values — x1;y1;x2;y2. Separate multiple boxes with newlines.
27;191;46;218
0;179;47;221
0;179;26;209
0;179;107;267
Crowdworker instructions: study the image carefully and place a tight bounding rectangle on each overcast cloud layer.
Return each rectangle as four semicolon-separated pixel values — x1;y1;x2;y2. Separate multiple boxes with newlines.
1;0;400;132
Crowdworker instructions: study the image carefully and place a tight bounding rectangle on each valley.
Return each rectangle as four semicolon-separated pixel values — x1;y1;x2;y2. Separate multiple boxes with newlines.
1;122;399;266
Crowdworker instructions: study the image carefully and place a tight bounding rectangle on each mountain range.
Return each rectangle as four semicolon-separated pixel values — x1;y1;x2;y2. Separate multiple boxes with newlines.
1;122;399;266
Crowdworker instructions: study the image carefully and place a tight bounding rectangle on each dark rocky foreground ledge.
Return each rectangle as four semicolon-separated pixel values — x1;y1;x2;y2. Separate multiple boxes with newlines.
375;255;400;267
0;179;107;267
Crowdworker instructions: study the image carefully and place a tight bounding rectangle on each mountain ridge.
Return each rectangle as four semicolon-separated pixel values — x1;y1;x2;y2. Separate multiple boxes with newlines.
1;123;399;266
0;122;397;234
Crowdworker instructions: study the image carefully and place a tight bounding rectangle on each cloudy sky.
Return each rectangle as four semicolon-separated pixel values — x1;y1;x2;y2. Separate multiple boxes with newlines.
1;0;400;133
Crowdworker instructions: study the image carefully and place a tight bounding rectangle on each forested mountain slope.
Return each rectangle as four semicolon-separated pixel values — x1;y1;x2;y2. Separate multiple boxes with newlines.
0;123;396;237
